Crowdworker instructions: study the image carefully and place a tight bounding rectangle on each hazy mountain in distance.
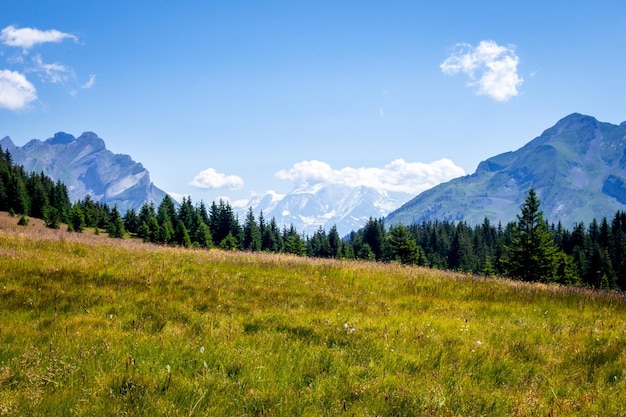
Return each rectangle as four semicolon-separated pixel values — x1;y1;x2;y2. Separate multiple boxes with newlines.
236;182;406;236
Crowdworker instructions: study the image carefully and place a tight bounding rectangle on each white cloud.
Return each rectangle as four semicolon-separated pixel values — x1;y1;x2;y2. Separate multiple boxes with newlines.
0;25;78;51
230;199;251;209
0;69;37;111
166;191;185;204
82;74;96;89
189;168;244;190
30;54;74;83
275;158;465;194
440;40;523;102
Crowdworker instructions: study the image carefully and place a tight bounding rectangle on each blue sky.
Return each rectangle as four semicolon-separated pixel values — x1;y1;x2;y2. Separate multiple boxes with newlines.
2;1;626;206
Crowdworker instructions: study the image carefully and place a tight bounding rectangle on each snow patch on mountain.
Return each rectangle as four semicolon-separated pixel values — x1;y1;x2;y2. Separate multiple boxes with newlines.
236;182;410;236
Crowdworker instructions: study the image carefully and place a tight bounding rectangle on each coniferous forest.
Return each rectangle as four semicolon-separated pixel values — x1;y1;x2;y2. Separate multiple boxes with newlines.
2;145;626;291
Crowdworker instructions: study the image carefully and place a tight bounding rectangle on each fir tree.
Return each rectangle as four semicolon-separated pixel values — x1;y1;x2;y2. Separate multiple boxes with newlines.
504;188;558;282
43;206;61;229
106;206;126;238
242;207;261;251
123;208;140;234
175;220;192;247
387;224;420;265
328;225;342;258
194;221;213;249
70;204;85;233
219;232;239;251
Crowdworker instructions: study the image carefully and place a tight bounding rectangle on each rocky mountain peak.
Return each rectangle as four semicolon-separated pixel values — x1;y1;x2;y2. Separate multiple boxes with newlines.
46;132;76;145
3;131;168;213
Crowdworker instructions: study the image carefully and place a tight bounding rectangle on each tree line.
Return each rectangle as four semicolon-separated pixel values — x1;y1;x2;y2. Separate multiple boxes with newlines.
2;145;625;291
347;188;626;290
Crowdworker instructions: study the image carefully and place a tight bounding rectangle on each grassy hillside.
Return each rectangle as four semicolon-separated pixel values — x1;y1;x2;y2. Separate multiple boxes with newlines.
1;213;625;416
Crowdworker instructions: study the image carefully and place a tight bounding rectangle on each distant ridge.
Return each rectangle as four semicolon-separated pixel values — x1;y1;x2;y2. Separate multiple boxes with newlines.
387;113;626;228
0;132;169;213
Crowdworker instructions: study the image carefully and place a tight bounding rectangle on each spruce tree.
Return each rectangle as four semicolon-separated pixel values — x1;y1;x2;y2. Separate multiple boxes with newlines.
194;221;213;249
175;220;192;247
70;204;85;233
106;206;126;238
242;207;261;251
504;188;558;282
43;206;61;229
328;225;341;258
123;208;140;234
387;224;420;265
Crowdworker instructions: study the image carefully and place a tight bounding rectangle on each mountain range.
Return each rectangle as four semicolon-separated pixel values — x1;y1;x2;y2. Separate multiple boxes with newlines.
386;113;626;228
3;113;626;235
234;183;405;236
0;132;168;213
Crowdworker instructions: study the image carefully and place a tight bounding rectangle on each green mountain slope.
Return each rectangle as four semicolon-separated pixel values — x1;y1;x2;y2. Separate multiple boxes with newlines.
387;113;626;227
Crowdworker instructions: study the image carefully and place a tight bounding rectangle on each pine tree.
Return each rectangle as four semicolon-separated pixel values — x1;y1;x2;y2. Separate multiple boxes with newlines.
175;220;192;247
158;219;175;243
283;225;306;256
70;204;85;233
242;207;261;251
197;201;210;226
123;208;140;234
210;199;240;247
219;232;239;251
387;224;420;265
261;217;282;252
106;206;126;238
158;195;178;225
328;225;341;258
504;188;558;282
43;206;61;229
138;203;158;241
194;221;213;249
6;171;28;215
362;218;386;261
177;196;196;232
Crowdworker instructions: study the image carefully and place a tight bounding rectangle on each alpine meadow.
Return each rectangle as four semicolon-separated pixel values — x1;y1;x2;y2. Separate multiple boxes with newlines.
4;3;626;415
1;213;625;416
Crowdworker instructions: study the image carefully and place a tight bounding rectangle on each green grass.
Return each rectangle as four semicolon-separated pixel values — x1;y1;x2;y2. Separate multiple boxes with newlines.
1;226;625;416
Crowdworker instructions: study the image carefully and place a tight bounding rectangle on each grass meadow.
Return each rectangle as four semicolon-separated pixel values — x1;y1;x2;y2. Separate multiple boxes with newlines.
1;213;625;416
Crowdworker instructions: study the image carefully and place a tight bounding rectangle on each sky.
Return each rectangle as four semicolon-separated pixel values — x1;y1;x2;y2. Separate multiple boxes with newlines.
2;1;626;206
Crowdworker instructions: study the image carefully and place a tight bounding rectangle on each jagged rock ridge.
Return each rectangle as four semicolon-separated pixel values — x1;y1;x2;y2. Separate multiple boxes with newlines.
0;132;169;213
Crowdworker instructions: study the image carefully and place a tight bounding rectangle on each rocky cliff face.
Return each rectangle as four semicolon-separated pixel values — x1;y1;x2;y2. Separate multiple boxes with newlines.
0;131;169;213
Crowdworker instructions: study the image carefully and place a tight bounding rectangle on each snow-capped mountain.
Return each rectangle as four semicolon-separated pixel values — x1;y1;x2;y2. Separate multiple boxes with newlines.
0;131;169;213
236;183;408;236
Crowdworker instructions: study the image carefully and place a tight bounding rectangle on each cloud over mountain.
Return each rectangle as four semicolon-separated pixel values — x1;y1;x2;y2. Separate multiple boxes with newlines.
275;158;465;194
440;40;523;101
189;168;244;190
